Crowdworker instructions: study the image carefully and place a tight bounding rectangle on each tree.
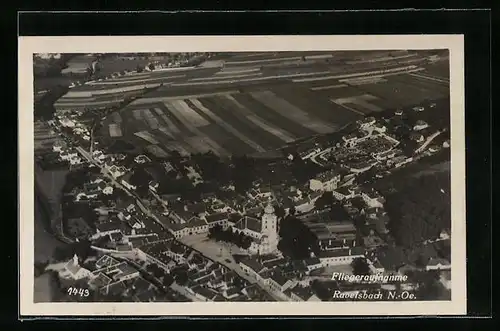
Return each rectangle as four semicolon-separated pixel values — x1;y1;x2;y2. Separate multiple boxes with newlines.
385;172;451;248
275;205;286;219
53;246;73;262
152;266;164;279
314;192;334;210
310;280;335;301
145;264;155;273
351;257;371;276
162;273;174;287
173;270;188;286
34;261;49;277
410;270;441;300
278;215;319;259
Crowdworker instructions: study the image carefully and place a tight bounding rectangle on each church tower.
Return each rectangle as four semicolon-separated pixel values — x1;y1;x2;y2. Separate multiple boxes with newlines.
260;203;278;254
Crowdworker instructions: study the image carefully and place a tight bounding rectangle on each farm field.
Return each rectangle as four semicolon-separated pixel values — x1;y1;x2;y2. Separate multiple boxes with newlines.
59;50;450;158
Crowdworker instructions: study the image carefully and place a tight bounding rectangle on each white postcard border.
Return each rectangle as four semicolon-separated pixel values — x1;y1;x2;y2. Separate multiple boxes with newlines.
19;35;466;316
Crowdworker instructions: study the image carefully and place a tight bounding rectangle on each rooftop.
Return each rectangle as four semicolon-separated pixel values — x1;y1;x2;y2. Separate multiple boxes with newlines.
234;216;262;233
205;212;228;223
269;272;290;286
240;257;266;273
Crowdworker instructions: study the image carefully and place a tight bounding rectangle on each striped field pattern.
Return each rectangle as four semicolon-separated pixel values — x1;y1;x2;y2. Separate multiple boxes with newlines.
76;51;450;158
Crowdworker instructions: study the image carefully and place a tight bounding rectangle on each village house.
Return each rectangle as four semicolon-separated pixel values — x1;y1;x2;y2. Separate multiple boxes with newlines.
87;272;113;290
117;210;132;222
59;150;78;162
170;223;190;239
59;254;93;280
349;161;376;174
52;141;66;153
303;257;323;273
139;247;177;271
309;170;341;192
317;247;366;267
120;172;137;191
266;272;296;293
210;201;233;214
95;261;141;282
94;220;122;238
106;164;128;179
413;120;429;131
223;287;241;300
184;202;207;217
318;238;356;251
331;186;355;201
248;187;273;200
358;116;376;130
410;132;425;143
134;154;151;164
395;156;413;168
425;258;451;271
288;285;322;302
205;212;229;229
239;257;268;282
186;217;210;236
128;217;146;230
368;259;386;274
361;190;385;208
188;286;219;302
148;180;159;192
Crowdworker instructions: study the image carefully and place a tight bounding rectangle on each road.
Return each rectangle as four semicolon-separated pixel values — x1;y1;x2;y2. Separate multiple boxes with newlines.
180;234;288;301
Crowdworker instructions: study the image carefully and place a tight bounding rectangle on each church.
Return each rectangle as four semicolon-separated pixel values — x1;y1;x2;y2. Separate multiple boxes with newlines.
232;203;280;255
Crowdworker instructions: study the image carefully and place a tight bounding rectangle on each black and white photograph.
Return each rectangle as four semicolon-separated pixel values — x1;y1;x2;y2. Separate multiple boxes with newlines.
19;35;466;316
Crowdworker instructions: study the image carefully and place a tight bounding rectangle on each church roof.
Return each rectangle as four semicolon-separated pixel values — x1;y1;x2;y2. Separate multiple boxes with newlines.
264;203;275;214
234;216;262;233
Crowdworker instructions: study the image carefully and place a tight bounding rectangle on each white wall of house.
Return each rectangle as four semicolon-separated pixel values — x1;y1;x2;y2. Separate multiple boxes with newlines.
320;254;365;267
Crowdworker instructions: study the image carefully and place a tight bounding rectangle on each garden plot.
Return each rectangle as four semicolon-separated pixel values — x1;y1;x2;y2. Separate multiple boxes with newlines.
215;67;261;75
167;100;211;128
220;94;296;143
161;141;191;156
249;90;334;134
310;84;348;91
232;93;315;138
342;76;388;85
89;74;186;85
246;115;296;143
133;131;159;144
142;109;160;130
132;109;143;120
108;123;123;137
54;98;121;108
145;144;170;158
271;86;356;128
111;112;123;123
389;74;449;99
188;98;267;153
130;90;240;104
153;108;181;136
184;136;214;154
190;72;262;81
332;94;383;114
194;97;285;150
351;80;432;108
163;101;229;157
